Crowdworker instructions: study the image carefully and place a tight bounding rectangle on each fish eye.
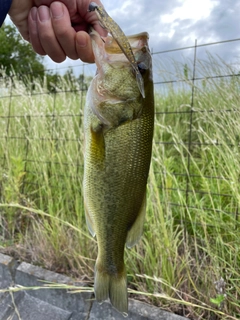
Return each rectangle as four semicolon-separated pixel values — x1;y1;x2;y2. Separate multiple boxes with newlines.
88;2;98;12
138;62;147;74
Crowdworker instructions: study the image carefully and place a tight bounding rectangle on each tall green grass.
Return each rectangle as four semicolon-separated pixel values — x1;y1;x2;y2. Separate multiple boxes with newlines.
0;56;240;319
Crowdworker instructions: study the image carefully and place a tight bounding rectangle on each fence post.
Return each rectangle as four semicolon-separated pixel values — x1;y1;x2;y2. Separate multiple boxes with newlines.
2;76;13;170
184;39;198;239
49;83;57;180
76;64;85;175
21;114;31;195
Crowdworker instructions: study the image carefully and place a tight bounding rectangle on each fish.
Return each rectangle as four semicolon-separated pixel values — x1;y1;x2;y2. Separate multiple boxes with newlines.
83;29;154;316
88;2;145;98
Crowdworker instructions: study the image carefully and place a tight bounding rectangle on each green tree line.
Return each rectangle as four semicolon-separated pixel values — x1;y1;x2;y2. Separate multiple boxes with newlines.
0;23;91;92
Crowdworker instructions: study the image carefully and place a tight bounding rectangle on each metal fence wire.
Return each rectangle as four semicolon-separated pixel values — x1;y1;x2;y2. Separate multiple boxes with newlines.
0;37;240;230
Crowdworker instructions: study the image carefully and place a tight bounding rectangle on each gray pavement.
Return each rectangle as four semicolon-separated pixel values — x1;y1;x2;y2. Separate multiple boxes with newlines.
0;253;188;320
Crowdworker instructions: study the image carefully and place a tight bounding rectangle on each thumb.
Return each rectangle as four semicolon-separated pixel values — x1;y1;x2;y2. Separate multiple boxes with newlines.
8;0;34;41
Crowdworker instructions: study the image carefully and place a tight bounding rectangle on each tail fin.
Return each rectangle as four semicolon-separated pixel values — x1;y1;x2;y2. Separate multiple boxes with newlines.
94;265;128;316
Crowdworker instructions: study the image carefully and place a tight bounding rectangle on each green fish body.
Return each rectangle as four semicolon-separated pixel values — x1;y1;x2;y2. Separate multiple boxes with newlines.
83;30;154;315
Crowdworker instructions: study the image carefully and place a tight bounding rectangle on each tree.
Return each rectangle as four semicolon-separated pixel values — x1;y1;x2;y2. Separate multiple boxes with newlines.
0;23;45;77
44;69;93;93
0;23;91;93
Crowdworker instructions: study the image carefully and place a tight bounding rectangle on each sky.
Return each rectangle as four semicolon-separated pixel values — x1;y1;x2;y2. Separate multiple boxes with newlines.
106;0;239;50
42;0;240;78
6;0;240;77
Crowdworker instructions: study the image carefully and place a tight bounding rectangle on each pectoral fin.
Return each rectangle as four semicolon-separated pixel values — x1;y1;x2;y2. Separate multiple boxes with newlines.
126;192;146;248
84;202;96;237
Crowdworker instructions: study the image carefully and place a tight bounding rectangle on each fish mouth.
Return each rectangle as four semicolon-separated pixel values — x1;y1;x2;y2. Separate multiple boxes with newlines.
104;32;149;55
89;30;151;103
90;30;149;69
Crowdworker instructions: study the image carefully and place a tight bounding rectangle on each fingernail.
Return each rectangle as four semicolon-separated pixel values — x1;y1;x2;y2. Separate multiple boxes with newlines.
51;2;64;19
31;7;37;22
77;33;88;48
38;6;50;22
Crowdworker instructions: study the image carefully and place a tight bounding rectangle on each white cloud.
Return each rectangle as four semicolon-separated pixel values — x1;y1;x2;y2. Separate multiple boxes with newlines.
161;0;219;23
6;0;237;71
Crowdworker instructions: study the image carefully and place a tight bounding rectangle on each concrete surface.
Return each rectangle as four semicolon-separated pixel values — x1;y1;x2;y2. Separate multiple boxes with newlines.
0;253;188;320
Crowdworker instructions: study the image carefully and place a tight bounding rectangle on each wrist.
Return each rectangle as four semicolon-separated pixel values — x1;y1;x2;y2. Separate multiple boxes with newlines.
0;0;13;26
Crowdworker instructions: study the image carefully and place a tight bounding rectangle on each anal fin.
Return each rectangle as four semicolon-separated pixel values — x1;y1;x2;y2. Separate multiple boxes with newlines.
126;191;146;248
84;201;96;237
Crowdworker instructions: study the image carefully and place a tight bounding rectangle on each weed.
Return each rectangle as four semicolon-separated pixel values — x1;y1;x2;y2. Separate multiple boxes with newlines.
0;55;240;319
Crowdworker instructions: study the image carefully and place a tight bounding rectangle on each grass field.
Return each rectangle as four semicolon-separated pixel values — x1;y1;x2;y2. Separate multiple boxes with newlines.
0;56;240;319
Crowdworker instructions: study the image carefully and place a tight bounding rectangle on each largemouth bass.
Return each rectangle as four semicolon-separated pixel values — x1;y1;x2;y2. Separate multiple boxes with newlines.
88;2;145;98
83;30;154;315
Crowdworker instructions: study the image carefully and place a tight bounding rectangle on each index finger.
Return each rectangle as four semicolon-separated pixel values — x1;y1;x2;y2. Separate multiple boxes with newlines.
50;2;78;60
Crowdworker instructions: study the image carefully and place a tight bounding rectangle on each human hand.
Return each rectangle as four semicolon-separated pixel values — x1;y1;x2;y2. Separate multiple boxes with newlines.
28;0;107;63
8;0;107;63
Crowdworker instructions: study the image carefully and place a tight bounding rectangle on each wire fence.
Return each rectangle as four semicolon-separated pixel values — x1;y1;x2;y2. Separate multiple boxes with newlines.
0;37;240;230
